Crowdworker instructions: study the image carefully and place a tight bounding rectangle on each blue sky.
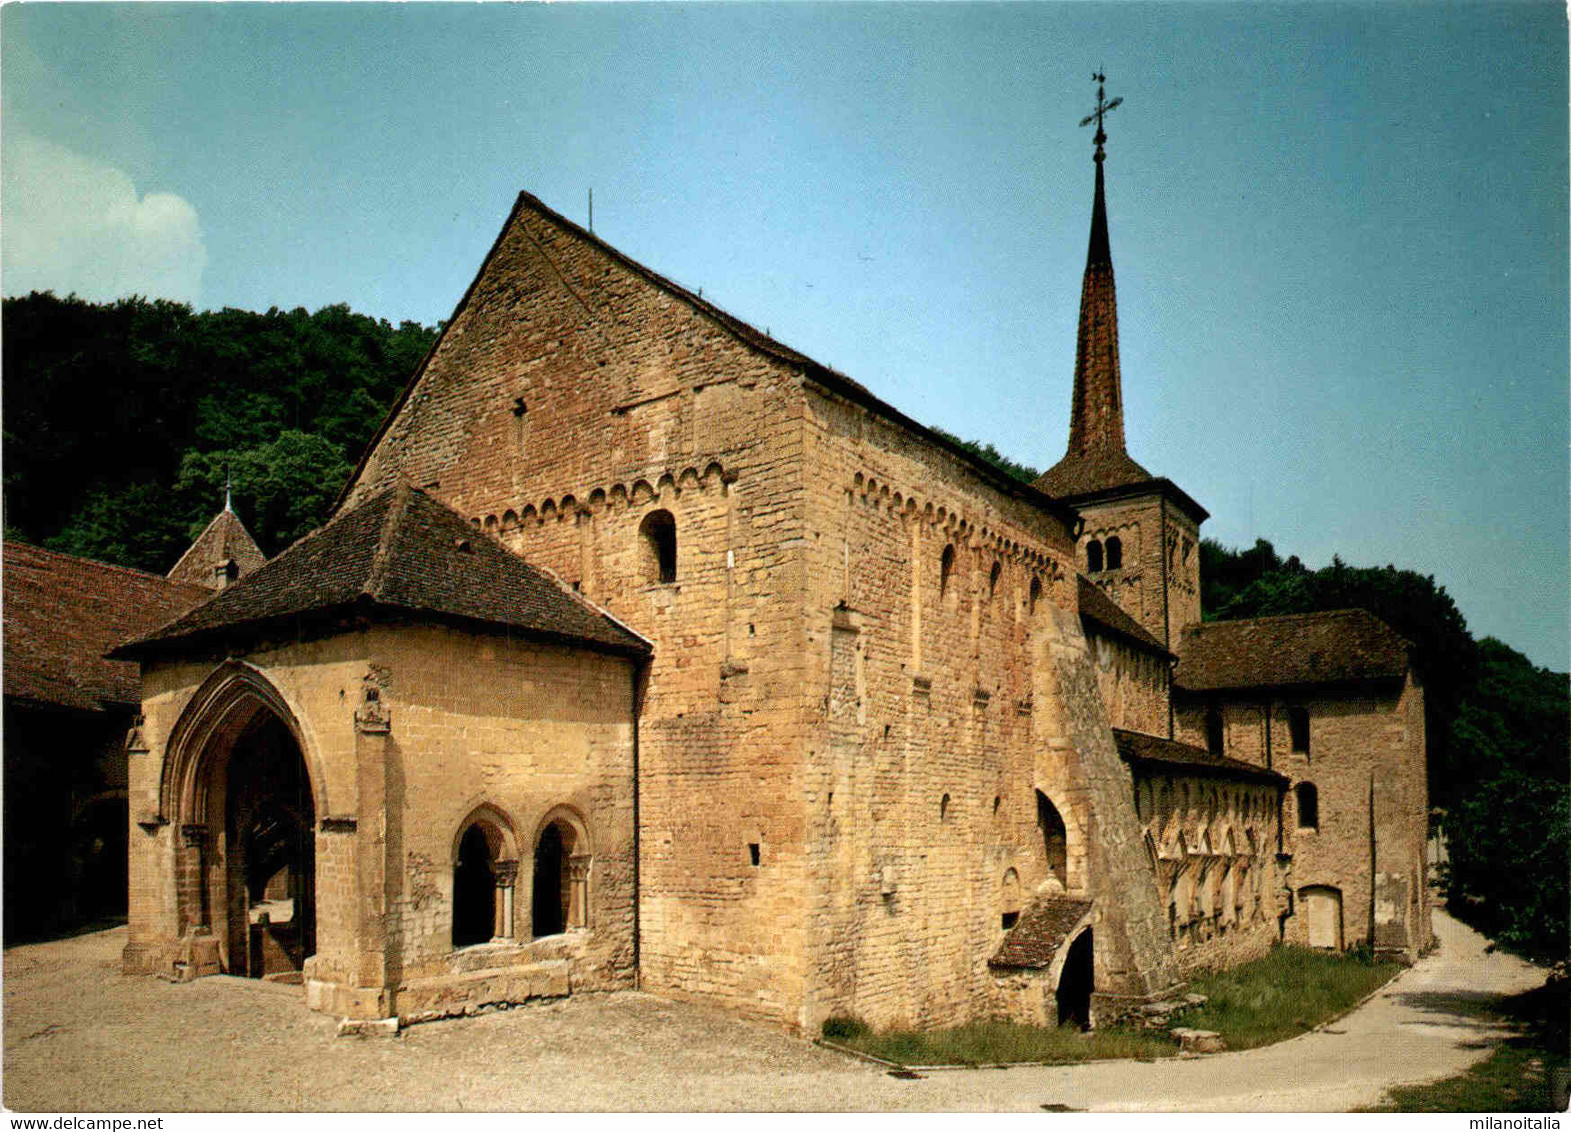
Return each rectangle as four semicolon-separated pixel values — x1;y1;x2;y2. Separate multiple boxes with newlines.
4;2;1566;670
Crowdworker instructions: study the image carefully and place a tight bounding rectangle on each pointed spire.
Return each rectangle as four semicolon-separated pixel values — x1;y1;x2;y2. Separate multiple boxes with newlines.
224;471;233;514
1033;73;1152;500
1066;148;1125;460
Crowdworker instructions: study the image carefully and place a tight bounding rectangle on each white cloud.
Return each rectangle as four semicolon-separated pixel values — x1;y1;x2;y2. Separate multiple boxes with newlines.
2;134;207;305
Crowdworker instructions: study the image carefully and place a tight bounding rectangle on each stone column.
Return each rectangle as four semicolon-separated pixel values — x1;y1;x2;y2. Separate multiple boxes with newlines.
494;859;519;940
568;855;591;929
353;687;393;1003
178;823;210;933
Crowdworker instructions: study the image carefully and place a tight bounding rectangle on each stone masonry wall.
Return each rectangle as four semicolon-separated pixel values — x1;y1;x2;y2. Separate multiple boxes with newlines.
1132;767;1285;973
1085;627;1169;736
1174;675;1431;957
125;624;639;1020
125;640;369;982
1076;496;1200;652
338;198;815;1026
795;384;1181;1031
369;623;637;1018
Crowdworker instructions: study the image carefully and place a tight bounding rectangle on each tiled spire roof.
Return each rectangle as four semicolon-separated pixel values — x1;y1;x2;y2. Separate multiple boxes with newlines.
1035;143;1154;499
166;507;267;590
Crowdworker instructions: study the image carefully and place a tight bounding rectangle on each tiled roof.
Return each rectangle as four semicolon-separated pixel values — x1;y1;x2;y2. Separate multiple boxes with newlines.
1034;447;1154;499
1078;575;1169;655
3;542;211;711
115;485;651;658
1174;608;1411;692
990;896;1094;970
166;507;267;589
1114;729;1288;785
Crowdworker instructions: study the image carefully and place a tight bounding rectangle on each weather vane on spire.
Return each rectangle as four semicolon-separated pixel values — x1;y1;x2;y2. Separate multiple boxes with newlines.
1079;71;1122;163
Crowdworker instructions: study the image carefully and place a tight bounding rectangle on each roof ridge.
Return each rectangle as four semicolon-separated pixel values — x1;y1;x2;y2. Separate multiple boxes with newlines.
364;482;414;598
1198;607;1387;628
6;539;202;587
520;554;656;653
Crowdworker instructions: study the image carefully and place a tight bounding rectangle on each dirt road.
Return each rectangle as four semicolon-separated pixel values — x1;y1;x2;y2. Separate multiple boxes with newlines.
2;909;1542;1111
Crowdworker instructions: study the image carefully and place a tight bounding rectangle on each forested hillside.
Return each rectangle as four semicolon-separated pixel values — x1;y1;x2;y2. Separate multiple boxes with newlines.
2;292;439;570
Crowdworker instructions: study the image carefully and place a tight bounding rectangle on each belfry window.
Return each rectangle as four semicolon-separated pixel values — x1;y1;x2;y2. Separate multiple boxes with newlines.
1296;783;1319;831
1086;539;1104;573
1288;706;1310;756
640;510;677;584
1105;536;1122;570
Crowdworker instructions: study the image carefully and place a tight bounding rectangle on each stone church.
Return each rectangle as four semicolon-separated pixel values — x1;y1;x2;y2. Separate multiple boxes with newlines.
110;122;1431;1033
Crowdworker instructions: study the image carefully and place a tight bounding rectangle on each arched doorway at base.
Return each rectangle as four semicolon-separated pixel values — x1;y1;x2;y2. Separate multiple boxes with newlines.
1055;928;1093;1029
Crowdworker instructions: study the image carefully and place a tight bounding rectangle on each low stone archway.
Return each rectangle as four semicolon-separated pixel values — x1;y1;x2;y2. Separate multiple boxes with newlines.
1055;928;1094;1029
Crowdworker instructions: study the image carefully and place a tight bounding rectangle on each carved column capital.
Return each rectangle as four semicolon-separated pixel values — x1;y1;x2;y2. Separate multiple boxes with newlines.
355;686;391;734
568;854;591;883
493;859;520;887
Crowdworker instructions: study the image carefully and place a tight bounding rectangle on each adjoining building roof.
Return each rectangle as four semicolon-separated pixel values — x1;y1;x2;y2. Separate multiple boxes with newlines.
165;506;267;589
1173;608;1412;693
334;190;1081;535
3;542;212;711
115;484;651;659
990;895;1095;970
1077;574;1170;656
1113;729;1288;786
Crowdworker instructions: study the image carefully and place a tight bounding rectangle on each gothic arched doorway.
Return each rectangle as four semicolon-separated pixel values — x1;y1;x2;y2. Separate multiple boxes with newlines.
224;713;316;978
1056;928;1094;1029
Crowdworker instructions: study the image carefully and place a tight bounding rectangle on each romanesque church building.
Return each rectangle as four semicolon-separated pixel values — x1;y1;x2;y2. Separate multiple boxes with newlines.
113;121;1431;1033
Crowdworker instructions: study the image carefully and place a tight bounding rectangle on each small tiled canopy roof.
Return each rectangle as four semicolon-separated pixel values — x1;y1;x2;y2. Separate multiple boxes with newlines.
990;896;1094;971
1174;608;1411;693
1034;448;1154;499
1114;729;1288;786
166;507;267;588
3;542;211;711
114;485;650;658
1078;575;1170;656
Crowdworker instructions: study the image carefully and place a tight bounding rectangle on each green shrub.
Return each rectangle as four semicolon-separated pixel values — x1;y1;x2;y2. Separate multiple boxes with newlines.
821;1015;868;1041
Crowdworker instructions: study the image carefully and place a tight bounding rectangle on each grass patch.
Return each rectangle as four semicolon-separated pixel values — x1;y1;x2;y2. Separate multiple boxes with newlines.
1183;944;1403;1051
821;944;1404;1068
822;1018;1177;1066
1361;977;1569;1112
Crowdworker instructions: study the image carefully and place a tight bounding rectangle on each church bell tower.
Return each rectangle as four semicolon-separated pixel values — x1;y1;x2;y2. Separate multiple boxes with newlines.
1033;74;1207;651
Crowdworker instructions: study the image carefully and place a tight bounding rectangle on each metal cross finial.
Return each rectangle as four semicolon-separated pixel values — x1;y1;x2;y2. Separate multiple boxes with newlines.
1079;71;1122;162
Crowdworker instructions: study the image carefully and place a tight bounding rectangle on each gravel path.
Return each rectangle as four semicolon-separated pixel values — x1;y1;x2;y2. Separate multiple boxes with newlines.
2;909;1543;1112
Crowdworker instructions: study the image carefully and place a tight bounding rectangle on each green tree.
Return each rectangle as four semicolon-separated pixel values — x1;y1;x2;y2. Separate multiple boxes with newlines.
176;432;354;556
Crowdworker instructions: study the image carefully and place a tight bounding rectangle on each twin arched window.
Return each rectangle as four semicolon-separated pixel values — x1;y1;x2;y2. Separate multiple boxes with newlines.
452;809;591;948
1085;536;1123;573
